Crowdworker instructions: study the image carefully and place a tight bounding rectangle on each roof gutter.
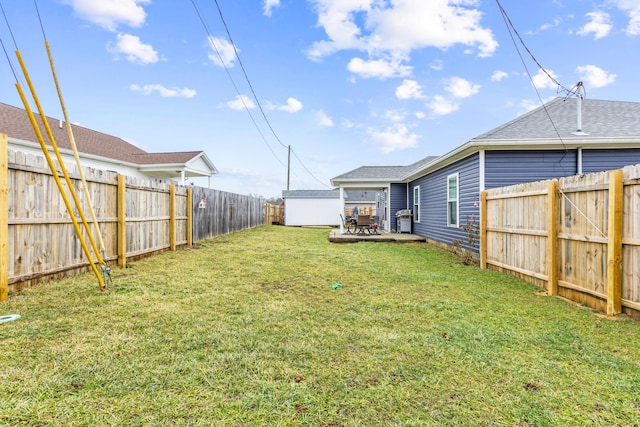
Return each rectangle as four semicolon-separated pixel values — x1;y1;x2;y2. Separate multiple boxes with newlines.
402;136;640;182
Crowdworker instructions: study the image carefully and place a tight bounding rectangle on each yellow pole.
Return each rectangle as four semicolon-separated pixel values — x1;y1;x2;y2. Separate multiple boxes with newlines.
0;134;9;302
15;50;105;269
44;41;107;259
607;169;623;315
14;84;105;289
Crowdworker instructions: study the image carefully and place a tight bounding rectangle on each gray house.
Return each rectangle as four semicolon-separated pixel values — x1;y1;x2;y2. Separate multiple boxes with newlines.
331;97;640;248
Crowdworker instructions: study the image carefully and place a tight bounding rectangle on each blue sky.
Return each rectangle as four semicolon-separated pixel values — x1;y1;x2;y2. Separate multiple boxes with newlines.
1;0;638;198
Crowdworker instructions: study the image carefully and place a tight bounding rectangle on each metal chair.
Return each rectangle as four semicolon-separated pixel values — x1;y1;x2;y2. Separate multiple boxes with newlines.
340;214;355;234
356;214;371;234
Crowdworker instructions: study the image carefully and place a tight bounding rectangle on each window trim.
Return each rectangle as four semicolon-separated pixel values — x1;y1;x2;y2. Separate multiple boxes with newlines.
413;185;420;223
447;173;459;227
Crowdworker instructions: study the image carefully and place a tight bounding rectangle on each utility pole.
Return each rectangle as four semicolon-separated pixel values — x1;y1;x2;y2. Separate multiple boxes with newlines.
287;145;291;191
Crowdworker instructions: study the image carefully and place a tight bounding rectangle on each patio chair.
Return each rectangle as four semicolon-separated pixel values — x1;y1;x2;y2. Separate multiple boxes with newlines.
340;214;355;234
356;214;371;234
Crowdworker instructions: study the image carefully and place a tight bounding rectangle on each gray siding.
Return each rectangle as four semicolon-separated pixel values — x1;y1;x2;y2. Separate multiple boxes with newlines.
582;148;640;173
389;183;408;231
410;153;480;247
484;150;578;189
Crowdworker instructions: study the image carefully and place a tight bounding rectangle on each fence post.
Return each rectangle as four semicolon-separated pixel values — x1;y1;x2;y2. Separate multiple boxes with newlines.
547;180;559;295
187;187;193;246
264;203;269;225
117;174;127;268
0;134;8;302
170;183;176;251
607;169;623;315
479;191;487;269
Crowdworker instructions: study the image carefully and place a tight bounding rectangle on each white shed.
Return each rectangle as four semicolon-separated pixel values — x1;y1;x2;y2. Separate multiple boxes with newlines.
282;190;341;226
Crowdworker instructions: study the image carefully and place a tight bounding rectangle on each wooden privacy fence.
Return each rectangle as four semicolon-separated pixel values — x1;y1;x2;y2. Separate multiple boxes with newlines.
265;202;284;225
480;165;640;317
0;143;268;297
191;186;268;242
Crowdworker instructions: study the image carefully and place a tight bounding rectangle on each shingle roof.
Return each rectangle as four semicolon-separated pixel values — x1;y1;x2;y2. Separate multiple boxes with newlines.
282;189;340;198
331;155;439;183
130;152;206;165
0;102;205;166
474;97;640;140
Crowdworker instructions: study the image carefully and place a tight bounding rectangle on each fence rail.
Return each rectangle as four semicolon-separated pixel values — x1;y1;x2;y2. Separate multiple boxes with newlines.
1;140;277;297
480;165;640;318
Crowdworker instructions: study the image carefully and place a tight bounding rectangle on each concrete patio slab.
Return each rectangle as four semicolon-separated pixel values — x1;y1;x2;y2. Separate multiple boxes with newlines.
328;229;426;243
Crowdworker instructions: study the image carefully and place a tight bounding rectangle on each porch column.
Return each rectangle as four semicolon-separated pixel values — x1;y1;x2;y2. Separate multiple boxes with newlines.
339;187;345;233
385;186;390;232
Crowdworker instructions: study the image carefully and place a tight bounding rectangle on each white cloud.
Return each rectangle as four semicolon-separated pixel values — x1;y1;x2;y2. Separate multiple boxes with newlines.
445;77;480;99
430;59;444;71
576;65;617;88
537;17;562;32
517;96;556;115
130;84;196;98
208;36;238;68
577;11;612;39
108;34;158;65
368;123;419;154
306;0;497;79
278;98;304;113
263;0;281;17
519;99;541;114
63;0;149;31
226;95;255;111
315;110;334;127
491;70;509;82
532;68;560;90
427;95;459;115
395;79;425;100
347;57;412;79
611;0;640;36
342;119;361;129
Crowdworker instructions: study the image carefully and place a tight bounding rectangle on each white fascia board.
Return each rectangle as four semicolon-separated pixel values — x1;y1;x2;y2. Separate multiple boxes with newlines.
403;137;640;182
331;180;393;189
9;136;141;168
185;152;219;174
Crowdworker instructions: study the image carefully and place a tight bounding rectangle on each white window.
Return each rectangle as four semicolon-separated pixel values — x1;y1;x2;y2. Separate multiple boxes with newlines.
447;174;459;227
413;186;420;222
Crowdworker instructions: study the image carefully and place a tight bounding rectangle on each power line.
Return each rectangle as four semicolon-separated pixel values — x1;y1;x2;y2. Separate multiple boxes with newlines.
190;0;286;169
494;0;574;96
495;0;568;156
208;0;330;189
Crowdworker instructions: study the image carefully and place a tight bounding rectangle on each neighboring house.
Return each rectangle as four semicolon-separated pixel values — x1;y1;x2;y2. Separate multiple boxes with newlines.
1;102;218;183
331;97;640;247
282;189;341;226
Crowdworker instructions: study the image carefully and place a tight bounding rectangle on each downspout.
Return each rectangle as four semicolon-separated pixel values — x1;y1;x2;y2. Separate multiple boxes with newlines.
577;148;583;174
406;183;410;210
479;149;485;192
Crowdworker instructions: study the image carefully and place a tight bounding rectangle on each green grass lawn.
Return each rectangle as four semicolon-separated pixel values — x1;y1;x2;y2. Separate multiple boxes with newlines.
1;226;639;426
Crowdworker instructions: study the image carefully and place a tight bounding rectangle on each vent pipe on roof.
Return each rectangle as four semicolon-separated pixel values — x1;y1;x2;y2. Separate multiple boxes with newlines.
572;81;588;136
58;120;63;129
